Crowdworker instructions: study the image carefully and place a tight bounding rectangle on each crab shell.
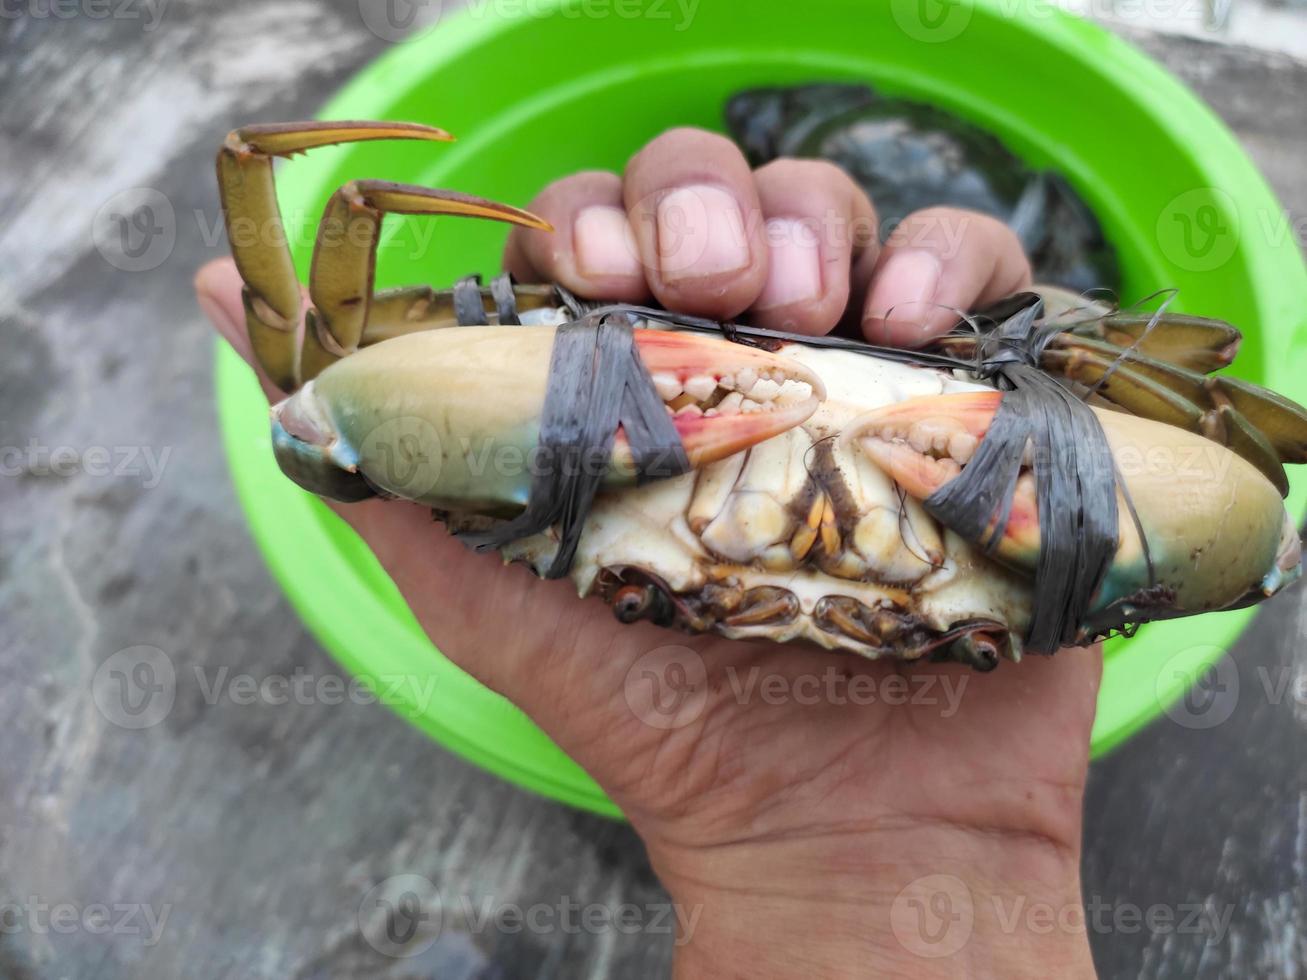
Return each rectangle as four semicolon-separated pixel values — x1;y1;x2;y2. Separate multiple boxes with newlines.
267;310;1301;667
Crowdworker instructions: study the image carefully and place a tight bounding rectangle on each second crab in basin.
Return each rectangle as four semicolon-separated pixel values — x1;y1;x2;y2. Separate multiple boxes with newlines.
218;122;1307;670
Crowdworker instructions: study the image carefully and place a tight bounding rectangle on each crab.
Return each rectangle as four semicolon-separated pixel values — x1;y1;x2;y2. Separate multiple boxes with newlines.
217;121;1306;669
725;83;1119;293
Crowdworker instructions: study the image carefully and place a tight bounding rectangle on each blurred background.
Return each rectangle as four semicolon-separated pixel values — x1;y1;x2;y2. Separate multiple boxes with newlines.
3;1;1307;977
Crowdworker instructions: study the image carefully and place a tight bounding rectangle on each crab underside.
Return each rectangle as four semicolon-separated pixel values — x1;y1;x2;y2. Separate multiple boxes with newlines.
216;121;1307;669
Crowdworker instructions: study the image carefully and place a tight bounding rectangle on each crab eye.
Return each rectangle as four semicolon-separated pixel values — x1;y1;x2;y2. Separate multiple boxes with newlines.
603;574;677;628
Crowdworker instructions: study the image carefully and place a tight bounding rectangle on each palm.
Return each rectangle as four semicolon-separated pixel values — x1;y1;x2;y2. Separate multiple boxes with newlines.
353;497;1099;856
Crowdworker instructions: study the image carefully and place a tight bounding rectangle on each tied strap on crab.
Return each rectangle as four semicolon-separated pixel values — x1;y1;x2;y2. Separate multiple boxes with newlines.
458;308;691;578
923;295;1125;652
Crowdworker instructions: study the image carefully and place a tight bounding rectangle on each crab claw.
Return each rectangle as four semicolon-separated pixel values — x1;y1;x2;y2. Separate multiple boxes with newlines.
613;329;826;475
852;391;1301;625
269;325;823;515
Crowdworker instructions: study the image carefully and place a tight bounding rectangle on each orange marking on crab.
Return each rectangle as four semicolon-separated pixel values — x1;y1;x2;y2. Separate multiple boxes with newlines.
851;389;1298;618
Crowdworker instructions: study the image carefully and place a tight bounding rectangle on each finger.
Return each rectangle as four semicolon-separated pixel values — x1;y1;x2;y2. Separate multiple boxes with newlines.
195;258;292;402
623;127;768;319
502;171;649;301
749;159;878;334
857;207;1032;347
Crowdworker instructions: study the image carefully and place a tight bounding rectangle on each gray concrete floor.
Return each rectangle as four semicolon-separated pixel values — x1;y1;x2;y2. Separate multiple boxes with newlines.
2;3;1306;977
1073;0;1307;59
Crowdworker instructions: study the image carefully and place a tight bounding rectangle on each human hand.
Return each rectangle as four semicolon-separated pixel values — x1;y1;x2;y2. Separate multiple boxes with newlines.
197;126;1097;978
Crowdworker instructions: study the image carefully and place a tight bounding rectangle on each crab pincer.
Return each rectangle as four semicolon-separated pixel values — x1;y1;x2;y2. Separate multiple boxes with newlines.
853;391;1302;637
271;325;825;512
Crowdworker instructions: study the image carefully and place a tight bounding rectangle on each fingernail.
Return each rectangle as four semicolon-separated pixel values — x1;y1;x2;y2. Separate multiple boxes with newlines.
655;184;750;282
866;249;942;342
573;206;641;279
755;218;821;310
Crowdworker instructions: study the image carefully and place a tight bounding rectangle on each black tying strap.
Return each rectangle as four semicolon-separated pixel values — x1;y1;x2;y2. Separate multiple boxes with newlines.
459;311;690;578
453;272;524;326
490;272;520;325
922;297;1120;652
453;274;487;325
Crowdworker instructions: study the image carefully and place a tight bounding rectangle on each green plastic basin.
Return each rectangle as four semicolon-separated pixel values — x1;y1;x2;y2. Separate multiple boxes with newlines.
215;0;1307;818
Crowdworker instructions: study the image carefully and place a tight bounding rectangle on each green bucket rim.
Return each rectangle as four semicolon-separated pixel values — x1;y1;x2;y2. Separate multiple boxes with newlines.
216;0;1307;819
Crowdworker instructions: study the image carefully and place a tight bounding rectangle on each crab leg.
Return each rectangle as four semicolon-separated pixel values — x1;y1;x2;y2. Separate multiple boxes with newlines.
217;121;457;389
934;311;1307;495
359;283;561;346
1039;336;1307;493
217;121;555;389
299;181;550;381
1065;312;1241;373
852;392;1301;632
1023;286;1243;372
